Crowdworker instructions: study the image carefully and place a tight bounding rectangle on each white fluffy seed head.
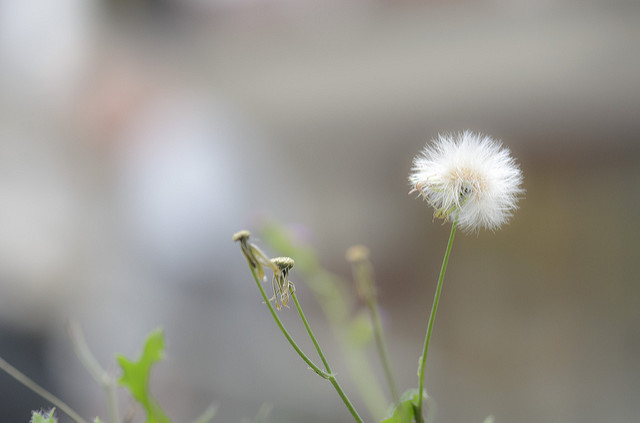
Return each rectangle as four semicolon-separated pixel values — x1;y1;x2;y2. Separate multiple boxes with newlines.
409;131;523;232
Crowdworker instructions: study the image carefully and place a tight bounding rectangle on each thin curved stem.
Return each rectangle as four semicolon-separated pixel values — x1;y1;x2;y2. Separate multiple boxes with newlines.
67;321;120;423
248;266;330;379
328;376;363;423
290;291;363;423
290;291;331;372
369;300;400;404
416;219;458;423
0;355;87;423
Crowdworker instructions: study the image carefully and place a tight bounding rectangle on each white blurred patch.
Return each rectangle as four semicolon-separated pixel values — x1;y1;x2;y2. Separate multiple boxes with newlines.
114;93;243;279
0;0;94;110
0;136;81;330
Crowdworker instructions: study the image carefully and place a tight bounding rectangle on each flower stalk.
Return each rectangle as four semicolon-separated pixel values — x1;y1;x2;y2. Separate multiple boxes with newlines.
67;321;120;423
347;245;399;405
0;355;87;423
409;131;522;422
261;221;389;419
236;232;363;423
369;296;399;404
416;217;457;422
246;264;330;379
290;290;363;423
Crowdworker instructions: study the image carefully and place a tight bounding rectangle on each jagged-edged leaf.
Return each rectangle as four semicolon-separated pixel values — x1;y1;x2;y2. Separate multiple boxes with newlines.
30;409;57;423
116;328;170;423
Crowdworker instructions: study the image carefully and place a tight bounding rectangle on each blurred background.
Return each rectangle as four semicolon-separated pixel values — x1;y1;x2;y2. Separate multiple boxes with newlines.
0;0;639;422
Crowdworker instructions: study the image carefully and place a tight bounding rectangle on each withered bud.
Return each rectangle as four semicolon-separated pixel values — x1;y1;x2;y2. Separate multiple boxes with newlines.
271;257;295;272
346;245;370;263
232;230;251;242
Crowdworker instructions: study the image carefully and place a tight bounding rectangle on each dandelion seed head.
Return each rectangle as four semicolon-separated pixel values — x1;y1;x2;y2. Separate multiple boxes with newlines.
409;131;523;232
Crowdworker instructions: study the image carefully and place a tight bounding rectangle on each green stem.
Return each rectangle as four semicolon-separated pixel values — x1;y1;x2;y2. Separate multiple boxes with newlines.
261;222;389;418
328;376;363;423
67;322;120;423
0;355;88;423
192;405;217;423
416;219;458;423
290;291;331;372
290;291;364;423
368;300;400;404
248;266;330;379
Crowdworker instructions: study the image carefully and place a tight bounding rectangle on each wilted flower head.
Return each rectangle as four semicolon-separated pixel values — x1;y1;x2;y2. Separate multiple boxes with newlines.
346;245;377;303
270;257;295;310
409;131;523;232
233;230;278;281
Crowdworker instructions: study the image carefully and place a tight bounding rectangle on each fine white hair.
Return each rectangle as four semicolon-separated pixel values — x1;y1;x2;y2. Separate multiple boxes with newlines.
409;131;524;232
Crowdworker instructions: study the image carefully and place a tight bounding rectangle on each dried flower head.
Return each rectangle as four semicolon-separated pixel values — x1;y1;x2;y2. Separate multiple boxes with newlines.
346;245;377;303
409;131;523;232
270;257;295;310
233;230;277;281
345;245;370;263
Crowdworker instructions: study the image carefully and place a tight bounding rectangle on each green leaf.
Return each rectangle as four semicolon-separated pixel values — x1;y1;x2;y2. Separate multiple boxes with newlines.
117;328;171;423
381;389;436;423
381;389;420;423
30;409;57;423
93;418;103;423
348;311;374;347
483;416;495;423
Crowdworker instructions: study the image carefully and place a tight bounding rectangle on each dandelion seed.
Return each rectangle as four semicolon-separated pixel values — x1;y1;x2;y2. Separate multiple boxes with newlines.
409;131;523;232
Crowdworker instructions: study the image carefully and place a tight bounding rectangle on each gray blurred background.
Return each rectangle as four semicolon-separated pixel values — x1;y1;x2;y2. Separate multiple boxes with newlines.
0;0;639;422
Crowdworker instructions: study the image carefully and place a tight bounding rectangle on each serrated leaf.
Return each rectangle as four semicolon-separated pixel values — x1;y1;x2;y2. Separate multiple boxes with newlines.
31;409;57;423
117;328;170;423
